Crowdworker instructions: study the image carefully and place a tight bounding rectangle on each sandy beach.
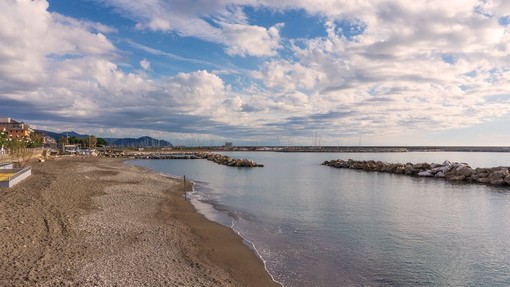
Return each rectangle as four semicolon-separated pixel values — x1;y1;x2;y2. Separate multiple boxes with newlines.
0;157;279;286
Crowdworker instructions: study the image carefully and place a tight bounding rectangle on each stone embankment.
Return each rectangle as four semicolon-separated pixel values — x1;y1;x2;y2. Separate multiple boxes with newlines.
322;159;510;187
98;151;263;167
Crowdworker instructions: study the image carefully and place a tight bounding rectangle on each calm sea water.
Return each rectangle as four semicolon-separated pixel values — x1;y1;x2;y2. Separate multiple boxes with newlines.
132;152;510;286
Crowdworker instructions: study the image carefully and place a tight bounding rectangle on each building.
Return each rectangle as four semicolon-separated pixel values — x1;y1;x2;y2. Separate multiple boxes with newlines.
0;117;33;139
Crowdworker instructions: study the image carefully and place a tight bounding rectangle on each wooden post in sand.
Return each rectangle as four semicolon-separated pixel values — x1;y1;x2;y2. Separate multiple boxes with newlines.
183;175;187;200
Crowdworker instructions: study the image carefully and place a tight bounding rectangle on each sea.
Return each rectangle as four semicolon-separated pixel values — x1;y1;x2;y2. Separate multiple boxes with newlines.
131;152;510;286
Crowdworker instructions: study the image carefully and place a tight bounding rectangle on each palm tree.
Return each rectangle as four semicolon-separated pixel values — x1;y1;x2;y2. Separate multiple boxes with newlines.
87;135;97;149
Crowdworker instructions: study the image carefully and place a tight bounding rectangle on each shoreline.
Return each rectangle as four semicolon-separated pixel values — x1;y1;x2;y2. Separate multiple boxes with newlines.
142;165;283;287
0;157;279;286
186;185;283;286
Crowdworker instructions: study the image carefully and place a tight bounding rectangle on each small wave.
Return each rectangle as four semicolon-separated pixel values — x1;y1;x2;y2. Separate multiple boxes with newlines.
230;220;285;287
191;192;283;285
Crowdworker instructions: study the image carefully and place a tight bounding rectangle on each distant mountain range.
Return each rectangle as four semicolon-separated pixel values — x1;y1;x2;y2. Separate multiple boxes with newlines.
36;130;173;148
105;136;173;148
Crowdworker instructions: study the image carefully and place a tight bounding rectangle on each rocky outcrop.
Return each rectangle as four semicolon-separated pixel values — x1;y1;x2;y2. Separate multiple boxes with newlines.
322;159;510;187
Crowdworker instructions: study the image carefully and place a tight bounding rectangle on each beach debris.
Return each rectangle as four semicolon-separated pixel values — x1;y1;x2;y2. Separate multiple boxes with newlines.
322;159;510;187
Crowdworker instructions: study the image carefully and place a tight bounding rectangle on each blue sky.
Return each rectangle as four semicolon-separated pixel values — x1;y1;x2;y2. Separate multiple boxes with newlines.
1;0;510;146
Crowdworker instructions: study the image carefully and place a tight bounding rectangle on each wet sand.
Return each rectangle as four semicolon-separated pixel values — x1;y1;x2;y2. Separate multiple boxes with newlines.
0;157;279;286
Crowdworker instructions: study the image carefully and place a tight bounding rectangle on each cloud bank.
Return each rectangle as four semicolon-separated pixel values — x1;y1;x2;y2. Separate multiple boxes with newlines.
1;0;510;145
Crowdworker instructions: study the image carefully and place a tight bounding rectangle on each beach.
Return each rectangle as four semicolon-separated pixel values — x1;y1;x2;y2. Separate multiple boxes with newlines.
0;157;279;286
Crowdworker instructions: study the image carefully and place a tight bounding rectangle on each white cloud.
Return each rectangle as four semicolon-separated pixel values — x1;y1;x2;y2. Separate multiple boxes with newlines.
51;13;118;34
160;70;228;112
2;0;510;145
95;0;283;57
221;23;282;57
0;0;116;92
0;0;239;135
148;17;171;31
246;0;510;141
140;59;151;71
0;1;145;118
253;59;325;91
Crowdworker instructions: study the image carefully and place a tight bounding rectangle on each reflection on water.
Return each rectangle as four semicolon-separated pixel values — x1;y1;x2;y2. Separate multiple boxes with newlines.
132;152;510;286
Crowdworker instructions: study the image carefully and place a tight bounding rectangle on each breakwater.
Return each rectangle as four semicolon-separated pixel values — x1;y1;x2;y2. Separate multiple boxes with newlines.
322;159;510;187
99;151;263;167
199;153;263;167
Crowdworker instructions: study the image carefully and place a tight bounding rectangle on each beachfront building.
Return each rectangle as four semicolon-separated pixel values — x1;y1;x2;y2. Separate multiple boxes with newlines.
0;117;35;156
0;117;33;139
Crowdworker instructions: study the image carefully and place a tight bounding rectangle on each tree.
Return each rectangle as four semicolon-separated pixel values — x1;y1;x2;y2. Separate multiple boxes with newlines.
58;136;81;146
86;135;97;149
58;136;68;145
68;136;80;145
27;132;43;148
0;130;7;149
0;130;7;157
7;136;33;167
96;138;108;147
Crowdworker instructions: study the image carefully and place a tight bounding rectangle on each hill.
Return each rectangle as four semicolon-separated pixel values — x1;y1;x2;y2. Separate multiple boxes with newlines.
105;136;173;148
35;130;87;140
35;130;173;148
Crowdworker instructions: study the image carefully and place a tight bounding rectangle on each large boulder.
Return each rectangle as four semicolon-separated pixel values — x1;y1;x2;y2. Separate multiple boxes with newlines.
404;163;414;175
471;168;489;181
394;165;405;174
418;170;433;177
488;168;509;180
374;161;384;171
414;163;431;170
430;163;441;169
408;163;429;175
505;175;510;185
438;163;453;173
380;163;391;172
435;171;446;178
335;160;347;168
477;177;491;184
445;164;472;181
490;179;506;186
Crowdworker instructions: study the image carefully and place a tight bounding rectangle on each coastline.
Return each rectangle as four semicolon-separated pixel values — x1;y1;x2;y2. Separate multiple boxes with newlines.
0;157;279;286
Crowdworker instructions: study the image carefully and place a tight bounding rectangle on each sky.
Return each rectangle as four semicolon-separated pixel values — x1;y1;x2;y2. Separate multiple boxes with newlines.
1;0;510;146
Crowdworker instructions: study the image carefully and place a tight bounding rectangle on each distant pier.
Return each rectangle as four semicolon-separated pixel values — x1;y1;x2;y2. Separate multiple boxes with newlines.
280;146;510;153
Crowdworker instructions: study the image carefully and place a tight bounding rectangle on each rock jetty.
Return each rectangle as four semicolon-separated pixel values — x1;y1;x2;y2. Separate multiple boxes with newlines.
98;151;263;167
322;159;510;187
199;153;263;167
107;153;201;160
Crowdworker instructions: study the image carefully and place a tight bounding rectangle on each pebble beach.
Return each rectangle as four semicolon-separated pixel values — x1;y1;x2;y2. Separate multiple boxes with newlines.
0;157;278;286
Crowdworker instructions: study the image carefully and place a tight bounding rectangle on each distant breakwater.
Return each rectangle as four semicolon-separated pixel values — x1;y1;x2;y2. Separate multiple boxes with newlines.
99;151;263;167
199;153;263;167
322;159;510;187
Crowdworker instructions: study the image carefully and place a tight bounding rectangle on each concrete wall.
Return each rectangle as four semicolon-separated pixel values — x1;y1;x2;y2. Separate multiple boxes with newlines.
0;167;31;188
0;162;13;169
